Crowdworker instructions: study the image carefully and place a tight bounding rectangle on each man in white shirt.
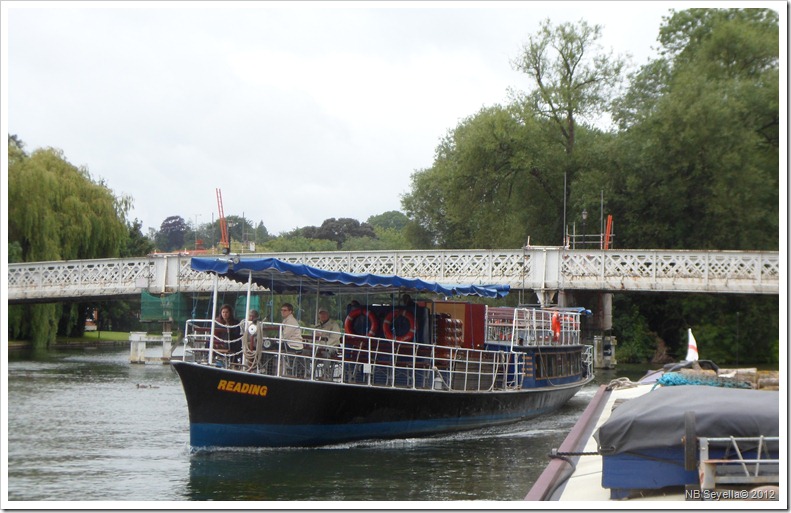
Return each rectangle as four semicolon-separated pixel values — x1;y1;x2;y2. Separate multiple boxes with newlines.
280;303;303;352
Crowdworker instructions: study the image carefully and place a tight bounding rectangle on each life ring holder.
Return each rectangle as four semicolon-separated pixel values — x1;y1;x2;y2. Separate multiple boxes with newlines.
382;309;416;342
344;307;378;338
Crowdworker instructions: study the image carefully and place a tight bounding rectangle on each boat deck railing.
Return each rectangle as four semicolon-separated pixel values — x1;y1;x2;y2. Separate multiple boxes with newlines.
181;318;589;392
486;307;581;346
698;435;780;490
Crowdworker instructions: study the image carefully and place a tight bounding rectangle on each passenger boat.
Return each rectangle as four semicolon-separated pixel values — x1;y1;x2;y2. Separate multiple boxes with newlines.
171;256;594;448
526;336;780;502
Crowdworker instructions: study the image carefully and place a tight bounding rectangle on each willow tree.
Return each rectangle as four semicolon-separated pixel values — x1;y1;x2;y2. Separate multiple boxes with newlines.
8;138;131;347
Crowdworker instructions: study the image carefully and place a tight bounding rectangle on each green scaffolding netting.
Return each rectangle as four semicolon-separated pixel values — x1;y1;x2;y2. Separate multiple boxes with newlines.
235;295;261;317
140;291;192;325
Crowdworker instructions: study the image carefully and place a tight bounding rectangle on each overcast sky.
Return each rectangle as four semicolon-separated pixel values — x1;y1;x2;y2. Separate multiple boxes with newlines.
3;1;780;236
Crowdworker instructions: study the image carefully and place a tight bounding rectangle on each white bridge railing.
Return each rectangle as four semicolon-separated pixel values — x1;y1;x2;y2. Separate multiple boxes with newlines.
6;248;780;302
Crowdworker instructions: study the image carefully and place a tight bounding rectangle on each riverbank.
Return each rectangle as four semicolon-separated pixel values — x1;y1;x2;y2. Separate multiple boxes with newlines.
9;331;136;351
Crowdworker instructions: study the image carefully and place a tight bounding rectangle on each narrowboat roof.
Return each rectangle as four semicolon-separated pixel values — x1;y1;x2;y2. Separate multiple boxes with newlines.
594;385;779;454
190;256;510;298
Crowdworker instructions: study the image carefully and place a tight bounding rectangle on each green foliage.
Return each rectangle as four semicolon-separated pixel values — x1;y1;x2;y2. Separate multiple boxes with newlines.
343;226;412;251
616;294;779;365
404;18;628;249
367;211;409;231
261;235;337;253
8;241;23;263
9;146;130;261
122;219;155;257
297;218;377;249
403;105;567;248
510;18;626;155
155;215;188;252
610;8;779;250
8;139;131;346
611;298;656;363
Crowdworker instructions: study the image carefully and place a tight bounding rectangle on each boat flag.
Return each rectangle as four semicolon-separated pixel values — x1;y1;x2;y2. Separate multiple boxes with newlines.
685;328;699;362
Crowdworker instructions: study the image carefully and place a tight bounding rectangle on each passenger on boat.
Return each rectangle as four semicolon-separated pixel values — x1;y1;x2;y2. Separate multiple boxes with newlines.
247;309;259;323
280;303;304;352
214;304;242;362
314;308;341;357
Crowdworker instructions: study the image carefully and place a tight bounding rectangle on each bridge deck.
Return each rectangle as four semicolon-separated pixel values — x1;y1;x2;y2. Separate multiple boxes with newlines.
7;248;780;303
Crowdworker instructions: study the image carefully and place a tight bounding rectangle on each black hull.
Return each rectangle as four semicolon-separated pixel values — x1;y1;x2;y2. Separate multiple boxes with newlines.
172;360;591;447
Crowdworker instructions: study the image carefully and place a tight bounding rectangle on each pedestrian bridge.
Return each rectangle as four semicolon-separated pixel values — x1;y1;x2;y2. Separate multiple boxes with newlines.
6;247;780;304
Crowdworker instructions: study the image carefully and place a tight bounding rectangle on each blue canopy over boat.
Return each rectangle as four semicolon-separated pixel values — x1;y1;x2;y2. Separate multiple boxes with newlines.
191;256;510;298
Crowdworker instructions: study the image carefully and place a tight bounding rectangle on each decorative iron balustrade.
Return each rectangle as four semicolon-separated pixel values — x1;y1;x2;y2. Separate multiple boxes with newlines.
7;248;780;303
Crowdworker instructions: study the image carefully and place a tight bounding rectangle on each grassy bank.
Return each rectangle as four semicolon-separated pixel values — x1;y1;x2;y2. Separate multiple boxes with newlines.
10;331;133;350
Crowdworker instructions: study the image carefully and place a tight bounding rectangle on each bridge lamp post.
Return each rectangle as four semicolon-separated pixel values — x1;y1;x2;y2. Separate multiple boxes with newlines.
194;214;201;250
581;209;588;247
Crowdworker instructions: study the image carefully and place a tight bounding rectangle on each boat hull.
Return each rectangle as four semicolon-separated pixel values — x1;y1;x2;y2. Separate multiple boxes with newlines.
172;360;591;447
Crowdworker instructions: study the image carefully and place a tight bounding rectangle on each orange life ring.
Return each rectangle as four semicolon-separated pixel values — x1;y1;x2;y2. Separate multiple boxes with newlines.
382;309;416;342
344;307;378;337
551;312;561;341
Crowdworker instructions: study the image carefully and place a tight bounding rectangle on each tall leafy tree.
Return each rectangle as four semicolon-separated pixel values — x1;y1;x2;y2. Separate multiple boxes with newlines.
606;8;780;360
509;18;627;244
155;215;188;252
8;138;131;346
404;20;627;249
122;219;155;257
510;18;626;156
611;8;779;250
297;218;377;249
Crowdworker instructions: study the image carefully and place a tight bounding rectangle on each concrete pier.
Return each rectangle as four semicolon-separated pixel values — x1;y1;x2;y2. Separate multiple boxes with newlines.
129;331;174;364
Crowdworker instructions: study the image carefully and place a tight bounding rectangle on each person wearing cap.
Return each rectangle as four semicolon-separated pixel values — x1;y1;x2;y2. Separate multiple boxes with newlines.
314;308;341;356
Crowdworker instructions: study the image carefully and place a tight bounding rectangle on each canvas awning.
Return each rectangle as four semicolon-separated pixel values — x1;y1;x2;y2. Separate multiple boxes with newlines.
190;256;510;298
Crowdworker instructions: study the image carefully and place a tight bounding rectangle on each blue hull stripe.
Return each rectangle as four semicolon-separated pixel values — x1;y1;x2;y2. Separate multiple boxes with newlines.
191;409;557;448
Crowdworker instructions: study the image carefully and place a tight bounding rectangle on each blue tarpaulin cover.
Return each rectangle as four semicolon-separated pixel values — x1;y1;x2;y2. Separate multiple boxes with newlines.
191;256;510;298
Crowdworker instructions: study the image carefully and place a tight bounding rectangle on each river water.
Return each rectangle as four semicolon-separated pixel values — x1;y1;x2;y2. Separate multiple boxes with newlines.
5;345;639;504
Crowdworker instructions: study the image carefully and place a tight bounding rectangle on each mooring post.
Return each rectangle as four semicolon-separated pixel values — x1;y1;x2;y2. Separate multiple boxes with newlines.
129;332;148;364
161;331;173;362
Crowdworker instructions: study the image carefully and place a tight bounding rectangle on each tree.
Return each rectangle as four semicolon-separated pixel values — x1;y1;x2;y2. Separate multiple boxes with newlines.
403;106;534;248
403;20;628;250
605;8;780;361
510;18;626;156
122;219;155;257
296;218;377;249
610;8;779;250
261;235;337;253
402;104;608;248
367;211;409;231
8;139;131;346
155;215;188;252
